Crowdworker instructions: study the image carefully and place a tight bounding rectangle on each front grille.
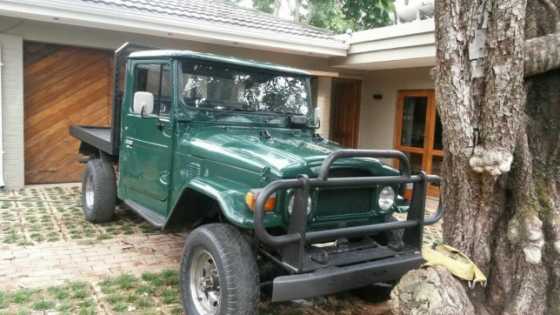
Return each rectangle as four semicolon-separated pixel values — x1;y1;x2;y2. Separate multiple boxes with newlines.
311;168;374;217
315;188;373;217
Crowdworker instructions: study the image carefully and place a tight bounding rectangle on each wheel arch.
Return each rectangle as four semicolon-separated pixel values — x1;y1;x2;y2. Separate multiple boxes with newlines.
164;179;279;230
164;186;228;230
78;142;118;165
78;142;100;158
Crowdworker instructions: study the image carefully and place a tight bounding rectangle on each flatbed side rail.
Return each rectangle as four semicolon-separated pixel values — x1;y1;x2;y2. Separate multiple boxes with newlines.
70;125;113;156
254;150;444;249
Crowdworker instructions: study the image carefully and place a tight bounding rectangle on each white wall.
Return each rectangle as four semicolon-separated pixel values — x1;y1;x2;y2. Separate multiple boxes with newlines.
0;33;24;189
358;67;433;150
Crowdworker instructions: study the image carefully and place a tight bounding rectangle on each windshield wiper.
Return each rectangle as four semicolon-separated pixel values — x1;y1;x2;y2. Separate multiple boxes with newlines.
196;99;220;109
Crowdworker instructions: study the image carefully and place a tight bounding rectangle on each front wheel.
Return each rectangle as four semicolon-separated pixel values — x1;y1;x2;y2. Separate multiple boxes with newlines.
180;223;259;315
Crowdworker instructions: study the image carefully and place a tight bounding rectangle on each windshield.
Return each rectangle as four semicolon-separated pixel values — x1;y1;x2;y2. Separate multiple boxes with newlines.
178;61;311;115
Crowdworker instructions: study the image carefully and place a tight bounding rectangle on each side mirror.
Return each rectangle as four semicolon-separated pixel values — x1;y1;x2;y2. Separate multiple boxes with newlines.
133;91;154;117
313;106;321;128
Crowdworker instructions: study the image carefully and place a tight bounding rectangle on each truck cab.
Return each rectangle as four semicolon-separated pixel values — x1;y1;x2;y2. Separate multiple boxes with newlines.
119;50;330;228
70;44;442;315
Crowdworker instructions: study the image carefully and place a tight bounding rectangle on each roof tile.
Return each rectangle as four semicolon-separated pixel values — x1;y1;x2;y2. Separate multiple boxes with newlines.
79;0;341;42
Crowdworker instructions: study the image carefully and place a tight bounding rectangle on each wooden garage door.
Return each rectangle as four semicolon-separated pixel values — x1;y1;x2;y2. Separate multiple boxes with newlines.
24;42;113;184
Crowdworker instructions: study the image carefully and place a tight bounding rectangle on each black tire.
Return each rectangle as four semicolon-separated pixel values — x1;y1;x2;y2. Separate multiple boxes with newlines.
180;223;259;315
81;158;116;223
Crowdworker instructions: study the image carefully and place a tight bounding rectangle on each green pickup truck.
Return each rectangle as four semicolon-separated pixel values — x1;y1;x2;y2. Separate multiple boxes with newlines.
70;43;442;315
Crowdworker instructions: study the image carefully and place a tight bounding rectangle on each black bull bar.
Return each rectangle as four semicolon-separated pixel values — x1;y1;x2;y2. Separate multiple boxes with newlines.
255;149;443;248
254;150;444;301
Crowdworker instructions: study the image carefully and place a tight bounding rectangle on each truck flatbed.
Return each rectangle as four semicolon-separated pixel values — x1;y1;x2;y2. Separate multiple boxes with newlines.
69;125;114;156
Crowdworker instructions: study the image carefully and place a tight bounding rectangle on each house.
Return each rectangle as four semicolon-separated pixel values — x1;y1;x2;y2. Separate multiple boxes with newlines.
0;0;439;191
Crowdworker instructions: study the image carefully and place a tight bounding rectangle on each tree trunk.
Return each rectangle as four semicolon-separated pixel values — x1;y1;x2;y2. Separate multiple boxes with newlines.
392;1;560;314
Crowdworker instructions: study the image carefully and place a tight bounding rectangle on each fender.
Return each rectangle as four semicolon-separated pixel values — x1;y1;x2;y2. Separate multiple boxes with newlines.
165;177;284;229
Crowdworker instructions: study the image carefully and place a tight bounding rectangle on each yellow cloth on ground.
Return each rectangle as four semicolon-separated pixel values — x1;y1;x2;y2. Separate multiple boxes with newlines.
422;243;487;288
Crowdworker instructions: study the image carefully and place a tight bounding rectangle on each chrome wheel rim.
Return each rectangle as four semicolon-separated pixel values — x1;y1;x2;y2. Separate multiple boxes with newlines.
85;174;94;209
190;249;221;315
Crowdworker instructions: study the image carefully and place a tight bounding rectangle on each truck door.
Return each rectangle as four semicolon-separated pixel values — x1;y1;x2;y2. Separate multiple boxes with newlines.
119;61;174;217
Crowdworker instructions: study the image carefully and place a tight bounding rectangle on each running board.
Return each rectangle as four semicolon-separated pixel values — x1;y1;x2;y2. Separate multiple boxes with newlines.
124;199;166;228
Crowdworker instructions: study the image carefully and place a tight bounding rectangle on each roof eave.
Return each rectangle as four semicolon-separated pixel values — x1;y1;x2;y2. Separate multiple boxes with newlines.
0;0;349;57
332;20;436;70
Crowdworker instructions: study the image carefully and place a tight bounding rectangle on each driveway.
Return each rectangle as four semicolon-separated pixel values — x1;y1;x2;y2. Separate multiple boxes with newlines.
0;184;185;290
0;184;441;314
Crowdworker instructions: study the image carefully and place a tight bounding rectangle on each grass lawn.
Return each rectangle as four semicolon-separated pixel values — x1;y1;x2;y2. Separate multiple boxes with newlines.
0;270;391;315
0;270;183;315
0;281;96;315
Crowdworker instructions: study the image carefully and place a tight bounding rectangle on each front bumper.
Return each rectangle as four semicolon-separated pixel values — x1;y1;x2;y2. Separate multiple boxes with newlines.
254;149;444;300
271;252;423;302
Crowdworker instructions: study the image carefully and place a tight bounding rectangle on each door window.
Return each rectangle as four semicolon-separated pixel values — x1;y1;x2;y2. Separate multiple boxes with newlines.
134;63;172;116
400;96;428;148
395;90;443;196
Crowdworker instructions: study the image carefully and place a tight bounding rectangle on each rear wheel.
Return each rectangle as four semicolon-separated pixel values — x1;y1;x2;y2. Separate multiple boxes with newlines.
81;158;116;223
180;223;259;315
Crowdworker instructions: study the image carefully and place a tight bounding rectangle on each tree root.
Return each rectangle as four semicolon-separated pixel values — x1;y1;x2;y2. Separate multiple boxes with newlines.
390;266;475;315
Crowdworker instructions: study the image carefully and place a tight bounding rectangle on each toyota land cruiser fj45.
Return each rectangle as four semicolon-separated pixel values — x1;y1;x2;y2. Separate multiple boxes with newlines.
70;43;443;315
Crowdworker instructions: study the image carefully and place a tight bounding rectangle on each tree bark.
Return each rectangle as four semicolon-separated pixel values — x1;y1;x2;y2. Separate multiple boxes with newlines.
524;32;560;77
391;0;560;314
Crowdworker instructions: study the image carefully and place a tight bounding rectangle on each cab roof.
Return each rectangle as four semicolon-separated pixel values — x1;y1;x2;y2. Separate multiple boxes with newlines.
129;50;310;76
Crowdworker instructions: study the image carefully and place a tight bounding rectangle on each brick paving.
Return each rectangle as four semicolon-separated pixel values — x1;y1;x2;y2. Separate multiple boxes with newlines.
0;233;185;290
0;184;442;292
0;184;187;291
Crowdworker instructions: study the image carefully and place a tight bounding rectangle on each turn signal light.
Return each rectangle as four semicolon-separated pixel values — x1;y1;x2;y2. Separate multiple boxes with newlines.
245;190;276;213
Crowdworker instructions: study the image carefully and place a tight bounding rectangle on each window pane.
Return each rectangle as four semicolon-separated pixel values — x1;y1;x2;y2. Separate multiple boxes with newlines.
400;96;427;148
135;64;161;96
179;62;310;115
434;111;443;150
405;152;424;173
134;64;172;116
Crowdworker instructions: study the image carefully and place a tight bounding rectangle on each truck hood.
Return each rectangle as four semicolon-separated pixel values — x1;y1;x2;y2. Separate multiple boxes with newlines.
183;126;393;177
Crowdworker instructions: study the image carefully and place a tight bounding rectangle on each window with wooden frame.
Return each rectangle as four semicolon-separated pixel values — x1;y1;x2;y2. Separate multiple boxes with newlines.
394;90;443;196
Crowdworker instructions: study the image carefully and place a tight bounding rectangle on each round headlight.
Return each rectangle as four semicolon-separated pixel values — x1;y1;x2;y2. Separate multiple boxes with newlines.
287;193;312;215
378;186;396;211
